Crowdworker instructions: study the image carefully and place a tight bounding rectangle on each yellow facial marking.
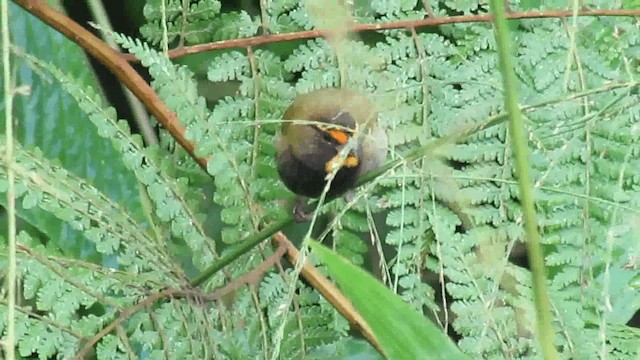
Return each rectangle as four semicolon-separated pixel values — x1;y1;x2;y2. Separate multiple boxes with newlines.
344;155;359;167
325;154;359;173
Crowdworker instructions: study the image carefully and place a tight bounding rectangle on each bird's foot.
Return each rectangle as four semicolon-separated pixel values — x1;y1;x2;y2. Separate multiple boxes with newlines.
293;196;313;222
343;190;356;203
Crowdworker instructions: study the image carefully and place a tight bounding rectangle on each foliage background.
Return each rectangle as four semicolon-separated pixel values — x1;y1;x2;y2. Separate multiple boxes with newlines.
1;0;639;359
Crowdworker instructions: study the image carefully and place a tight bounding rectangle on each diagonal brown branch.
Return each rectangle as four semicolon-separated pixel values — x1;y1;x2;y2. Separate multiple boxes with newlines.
272;232;384;355
12;0;207;170
12;2;383;354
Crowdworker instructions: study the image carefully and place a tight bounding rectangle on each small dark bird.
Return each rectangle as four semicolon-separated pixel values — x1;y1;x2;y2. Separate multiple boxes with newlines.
275;88;388;221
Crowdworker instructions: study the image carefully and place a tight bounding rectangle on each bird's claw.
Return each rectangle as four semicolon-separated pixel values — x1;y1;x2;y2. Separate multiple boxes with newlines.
293;196;313;222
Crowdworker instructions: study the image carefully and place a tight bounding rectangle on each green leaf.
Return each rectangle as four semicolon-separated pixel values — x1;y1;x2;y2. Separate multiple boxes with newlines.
3;3;141;262
309;240;469;360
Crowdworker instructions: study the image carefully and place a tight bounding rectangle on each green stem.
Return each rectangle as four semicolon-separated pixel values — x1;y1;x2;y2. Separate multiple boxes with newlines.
489;1;558;359
190;217;292;287
190;107;505;288
189;80;637;289
2;0;16;359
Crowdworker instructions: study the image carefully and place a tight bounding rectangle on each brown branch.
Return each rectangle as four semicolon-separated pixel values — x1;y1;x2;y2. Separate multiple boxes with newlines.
19;3;635;358
13;1;383;355
11;0;207;171
272;232;384;356
72;243;288;359
72;288;175;359
121;8;640;61
212;240;288;291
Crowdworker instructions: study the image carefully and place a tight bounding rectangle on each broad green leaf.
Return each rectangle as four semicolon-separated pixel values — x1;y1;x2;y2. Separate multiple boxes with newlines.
310;240;468;360
2;3;141;262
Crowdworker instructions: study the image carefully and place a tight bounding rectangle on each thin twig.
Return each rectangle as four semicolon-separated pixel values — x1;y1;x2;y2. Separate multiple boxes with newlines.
120;9;640;61
189;79;639;291
73;243;288;359
72;289;168;359
12;0;640;183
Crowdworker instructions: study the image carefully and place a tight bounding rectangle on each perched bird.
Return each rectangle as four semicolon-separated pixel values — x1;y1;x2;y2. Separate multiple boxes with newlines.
275;88;388;221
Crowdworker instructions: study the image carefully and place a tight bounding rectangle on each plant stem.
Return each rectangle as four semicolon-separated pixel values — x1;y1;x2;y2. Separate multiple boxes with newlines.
2;0;17;359
489;0;558;358
189;80;638;287
190;218;291;287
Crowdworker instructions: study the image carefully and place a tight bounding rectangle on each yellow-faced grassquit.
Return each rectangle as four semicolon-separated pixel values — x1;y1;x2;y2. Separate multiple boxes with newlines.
275;88;388;221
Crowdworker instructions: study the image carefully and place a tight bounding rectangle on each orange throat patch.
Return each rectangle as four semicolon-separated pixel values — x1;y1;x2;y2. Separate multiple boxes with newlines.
327;129;349;145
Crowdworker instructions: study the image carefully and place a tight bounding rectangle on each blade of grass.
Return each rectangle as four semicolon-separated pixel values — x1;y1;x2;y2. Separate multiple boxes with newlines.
489;1;558;359
310;240;468;360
